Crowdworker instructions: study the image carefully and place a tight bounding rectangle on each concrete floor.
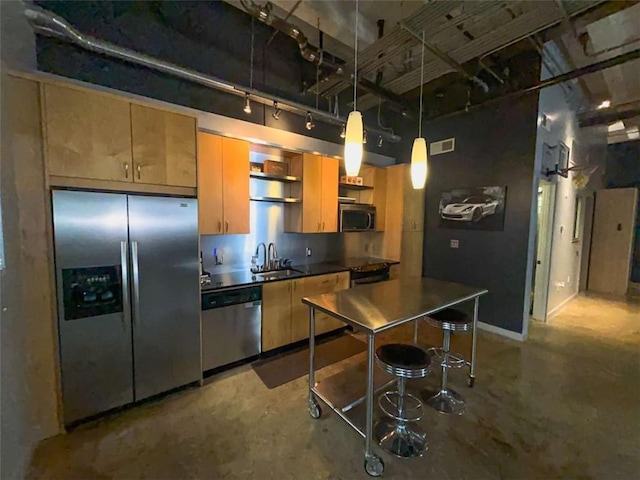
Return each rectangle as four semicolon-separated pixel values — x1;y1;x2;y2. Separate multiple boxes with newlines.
28;294;640;479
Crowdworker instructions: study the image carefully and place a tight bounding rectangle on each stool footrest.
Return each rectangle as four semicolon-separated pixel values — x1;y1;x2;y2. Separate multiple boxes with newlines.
426;347;466;369
378;391;424;422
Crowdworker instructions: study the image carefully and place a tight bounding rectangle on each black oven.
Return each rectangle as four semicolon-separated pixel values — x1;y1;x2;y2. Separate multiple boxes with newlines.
350;265;390;287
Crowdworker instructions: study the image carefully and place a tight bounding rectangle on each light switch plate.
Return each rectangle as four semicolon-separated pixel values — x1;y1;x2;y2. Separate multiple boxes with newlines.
450;239;459;249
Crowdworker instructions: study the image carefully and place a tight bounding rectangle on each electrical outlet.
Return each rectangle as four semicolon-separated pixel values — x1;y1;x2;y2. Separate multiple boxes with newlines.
567;275;571;284
450;239;459;249
305;247;312;257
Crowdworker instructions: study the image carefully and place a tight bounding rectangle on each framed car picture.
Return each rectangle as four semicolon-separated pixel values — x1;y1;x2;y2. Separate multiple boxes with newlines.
439;186;507;231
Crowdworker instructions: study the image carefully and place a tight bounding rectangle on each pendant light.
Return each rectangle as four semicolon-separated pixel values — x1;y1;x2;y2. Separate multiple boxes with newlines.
344;0;363;177
411;31;428;190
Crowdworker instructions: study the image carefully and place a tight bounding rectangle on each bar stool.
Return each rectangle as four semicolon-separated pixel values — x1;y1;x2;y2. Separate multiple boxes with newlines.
374;343;431;458
422;308;472;415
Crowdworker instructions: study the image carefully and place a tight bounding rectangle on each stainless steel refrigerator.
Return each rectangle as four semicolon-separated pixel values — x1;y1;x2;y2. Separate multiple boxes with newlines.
52;190;201;423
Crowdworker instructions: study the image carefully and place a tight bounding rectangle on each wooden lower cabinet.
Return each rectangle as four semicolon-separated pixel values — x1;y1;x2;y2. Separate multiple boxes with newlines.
261;280;293;351
261;272;350;352
291;272;350;342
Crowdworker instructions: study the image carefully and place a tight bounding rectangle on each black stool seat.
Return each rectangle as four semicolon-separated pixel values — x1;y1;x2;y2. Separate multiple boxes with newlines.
376;344;431;379
425;308;472;332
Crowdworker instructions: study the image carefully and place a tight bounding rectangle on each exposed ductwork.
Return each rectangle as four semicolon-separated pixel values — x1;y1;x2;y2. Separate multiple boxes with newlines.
22;5;401;143
239;0;411;113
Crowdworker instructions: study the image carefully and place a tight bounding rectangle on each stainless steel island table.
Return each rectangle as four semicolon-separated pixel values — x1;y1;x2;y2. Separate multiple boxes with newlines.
302;277;488;477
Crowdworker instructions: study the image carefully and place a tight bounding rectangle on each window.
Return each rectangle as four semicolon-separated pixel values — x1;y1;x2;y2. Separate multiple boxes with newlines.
572;196;584;242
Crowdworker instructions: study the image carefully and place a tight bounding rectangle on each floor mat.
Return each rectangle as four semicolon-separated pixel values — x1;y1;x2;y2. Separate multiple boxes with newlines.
252;334;366;389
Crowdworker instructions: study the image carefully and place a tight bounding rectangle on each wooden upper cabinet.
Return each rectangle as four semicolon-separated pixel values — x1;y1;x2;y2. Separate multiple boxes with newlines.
301;154;323;233
221;137;250;234
197;132;224;234
285;154;338;233
44;84;133;181
321;157;339;232
197;133;249;235
131;104;197;187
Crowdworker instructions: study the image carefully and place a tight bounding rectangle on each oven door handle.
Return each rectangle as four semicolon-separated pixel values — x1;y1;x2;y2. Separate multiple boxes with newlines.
353;273;390;285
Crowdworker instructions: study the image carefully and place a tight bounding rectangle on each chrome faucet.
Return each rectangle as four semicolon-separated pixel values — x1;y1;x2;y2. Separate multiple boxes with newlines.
255;243;267;272
267;242;278;271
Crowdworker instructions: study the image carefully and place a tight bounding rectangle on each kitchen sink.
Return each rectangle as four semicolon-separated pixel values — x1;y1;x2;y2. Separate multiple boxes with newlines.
256;268;303;280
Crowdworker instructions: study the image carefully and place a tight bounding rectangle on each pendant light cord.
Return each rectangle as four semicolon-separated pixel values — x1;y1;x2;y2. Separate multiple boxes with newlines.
353;0;358;112
419;30;425;138
250;18;255;89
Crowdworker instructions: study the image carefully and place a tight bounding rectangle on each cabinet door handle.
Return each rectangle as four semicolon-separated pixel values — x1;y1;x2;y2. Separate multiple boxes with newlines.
317;222;321;232
287;282;291;292
124;163;129;179
225;221;229;233
322;222;325;231
217;221;222;233
293;281;297;292
136;165;141;180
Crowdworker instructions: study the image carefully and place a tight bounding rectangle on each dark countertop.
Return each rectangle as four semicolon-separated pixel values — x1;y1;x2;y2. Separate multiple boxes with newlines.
201;263;350;292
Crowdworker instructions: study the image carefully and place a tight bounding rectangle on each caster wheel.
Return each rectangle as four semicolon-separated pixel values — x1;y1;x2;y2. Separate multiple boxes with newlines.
308;400;322;419
364;454;384;477
467;376;475;388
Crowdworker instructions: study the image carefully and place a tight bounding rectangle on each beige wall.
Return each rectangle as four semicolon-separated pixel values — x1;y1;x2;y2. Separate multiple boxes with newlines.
1;70;61;478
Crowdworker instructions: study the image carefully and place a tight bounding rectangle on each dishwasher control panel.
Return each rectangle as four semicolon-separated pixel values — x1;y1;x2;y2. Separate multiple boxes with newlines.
201;286;261;311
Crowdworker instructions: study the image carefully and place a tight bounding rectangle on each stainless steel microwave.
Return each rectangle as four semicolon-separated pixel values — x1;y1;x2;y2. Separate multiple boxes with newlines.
339;204;376;232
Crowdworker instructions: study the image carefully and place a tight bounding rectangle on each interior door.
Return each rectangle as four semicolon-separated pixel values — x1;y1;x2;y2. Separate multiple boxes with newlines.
588;188;638;295
127;195;201;400
221;137;250;234
321;157;339;232
52;190;133;423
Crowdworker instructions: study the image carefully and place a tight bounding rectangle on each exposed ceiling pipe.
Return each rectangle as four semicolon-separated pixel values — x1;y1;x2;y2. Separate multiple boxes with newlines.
239;0;410;113
427;48;640;121
399;22;490;93
23;5;401;143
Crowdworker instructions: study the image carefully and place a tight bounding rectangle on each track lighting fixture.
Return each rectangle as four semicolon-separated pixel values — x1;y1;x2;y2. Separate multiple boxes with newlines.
305;111;315;131
272;101;281;120
363;129;367;144
340;124;346;139
377;136;383;148
243;93;252;114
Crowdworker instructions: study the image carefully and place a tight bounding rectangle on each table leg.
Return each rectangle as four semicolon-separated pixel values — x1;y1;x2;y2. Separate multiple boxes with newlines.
363;333;384;476
308;306;321;418
468;296;479;388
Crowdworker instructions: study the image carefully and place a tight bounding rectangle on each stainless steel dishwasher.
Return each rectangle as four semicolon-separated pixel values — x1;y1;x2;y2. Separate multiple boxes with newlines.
201;285;261;371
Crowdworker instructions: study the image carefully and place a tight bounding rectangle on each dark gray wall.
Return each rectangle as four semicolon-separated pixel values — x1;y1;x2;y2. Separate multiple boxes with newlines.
420;95;540;334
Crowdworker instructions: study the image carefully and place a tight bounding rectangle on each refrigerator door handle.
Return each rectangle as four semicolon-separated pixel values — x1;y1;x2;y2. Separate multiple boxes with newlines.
131;240;141;325
120;241;130;331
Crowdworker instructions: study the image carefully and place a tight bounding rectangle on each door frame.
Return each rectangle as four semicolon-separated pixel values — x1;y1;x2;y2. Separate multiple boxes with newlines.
532;179;557;322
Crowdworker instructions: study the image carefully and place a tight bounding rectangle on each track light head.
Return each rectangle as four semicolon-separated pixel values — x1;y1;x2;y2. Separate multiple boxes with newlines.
272;101;281;120
377;135;383;147
305;112;315;131
340;123;346;139
243;93;252;114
